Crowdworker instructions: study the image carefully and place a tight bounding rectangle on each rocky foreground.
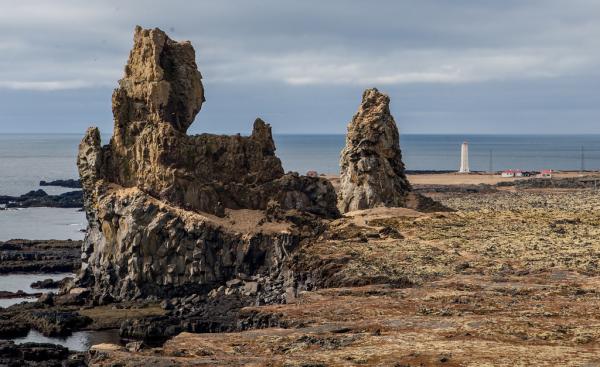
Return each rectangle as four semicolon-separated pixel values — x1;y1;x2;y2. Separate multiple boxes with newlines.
3;183;600;365
82;186;600;366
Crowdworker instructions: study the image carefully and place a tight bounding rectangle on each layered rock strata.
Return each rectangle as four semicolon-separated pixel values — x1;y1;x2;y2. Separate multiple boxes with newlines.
338;88;412;213
76;26;338;300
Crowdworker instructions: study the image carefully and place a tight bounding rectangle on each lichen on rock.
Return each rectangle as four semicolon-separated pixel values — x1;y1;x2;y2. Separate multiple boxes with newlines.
337;88;412;213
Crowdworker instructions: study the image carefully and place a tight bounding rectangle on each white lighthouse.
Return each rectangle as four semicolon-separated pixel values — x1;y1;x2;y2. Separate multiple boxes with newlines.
459;141;470;173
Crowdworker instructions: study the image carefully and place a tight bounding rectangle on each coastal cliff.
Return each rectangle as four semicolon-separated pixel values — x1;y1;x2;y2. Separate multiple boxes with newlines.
76;26;338;301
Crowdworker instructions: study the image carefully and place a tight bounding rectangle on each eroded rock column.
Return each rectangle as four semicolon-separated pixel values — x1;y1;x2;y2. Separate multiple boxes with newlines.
338;88;411;213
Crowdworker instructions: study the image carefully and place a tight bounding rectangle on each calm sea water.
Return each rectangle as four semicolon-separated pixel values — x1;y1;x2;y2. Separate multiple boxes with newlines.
276;134;600;174
2;133;600;240
0;273;74;308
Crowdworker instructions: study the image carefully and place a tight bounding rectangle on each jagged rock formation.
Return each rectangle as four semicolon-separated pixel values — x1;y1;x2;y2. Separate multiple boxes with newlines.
338;88;412;213
76;26;338;300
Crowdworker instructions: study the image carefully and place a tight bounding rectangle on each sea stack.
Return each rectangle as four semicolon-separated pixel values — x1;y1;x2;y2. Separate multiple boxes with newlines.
337;88;411;213
76;27;338;301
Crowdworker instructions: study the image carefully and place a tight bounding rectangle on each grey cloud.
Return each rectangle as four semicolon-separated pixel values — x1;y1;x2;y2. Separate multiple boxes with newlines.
0;0;598;133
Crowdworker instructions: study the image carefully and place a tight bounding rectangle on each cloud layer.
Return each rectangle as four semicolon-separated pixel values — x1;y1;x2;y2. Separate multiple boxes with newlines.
0;0;598;133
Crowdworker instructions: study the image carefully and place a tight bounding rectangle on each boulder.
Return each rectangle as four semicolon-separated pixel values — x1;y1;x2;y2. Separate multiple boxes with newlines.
338;88;412;213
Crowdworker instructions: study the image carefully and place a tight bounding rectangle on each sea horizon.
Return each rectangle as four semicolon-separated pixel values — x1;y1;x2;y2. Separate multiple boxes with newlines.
4;132;600;136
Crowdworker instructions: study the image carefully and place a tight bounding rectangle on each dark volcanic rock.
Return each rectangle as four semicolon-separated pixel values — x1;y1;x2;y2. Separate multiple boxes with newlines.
0;290;40;299
40;179;82;188
0;340;84;366
0;189;83;208
0;240;81;274
30;279;63;290
0;319;30;338
497;175;600;189
414;184;498;194
338;88;411;213
119;280;290;343
27;311;92;337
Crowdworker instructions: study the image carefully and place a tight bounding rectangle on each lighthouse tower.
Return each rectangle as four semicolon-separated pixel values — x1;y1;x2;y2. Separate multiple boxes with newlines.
459;141;470;173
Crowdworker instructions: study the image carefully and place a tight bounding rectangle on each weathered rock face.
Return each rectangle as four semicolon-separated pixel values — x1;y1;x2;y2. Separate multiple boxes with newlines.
77;187;300;299
76;26;338;300
338;88;411;213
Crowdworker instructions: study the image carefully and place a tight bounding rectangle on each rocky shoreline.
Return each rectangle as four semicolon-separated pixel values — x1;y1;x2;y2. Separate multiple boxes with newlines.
3;182;600;365
0;240;81;274
0;189;83;209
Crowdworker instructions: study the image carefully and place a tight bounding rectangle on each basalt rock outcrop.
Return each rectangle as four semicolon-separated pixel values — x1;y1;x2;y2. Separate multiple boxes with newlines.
0;189;82;209
76;26;338;301
338;88;412;213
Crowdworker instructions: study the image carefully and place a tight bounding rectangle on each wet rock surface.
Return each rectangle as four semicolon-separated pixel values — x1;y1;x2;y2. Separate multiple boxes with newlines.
0;240;81;273
0;189;82;209
338;88;411;213
0;340;85;366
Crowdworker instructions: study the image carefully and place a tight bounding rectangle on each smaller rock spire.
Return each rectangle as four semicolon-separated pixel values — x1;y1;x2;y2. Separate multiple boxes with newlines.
337;88;411;213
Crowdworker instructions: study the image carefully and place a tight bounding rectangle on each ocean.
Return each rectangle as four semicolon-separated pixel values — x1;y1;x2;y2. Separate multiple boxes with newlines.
2;133;600;240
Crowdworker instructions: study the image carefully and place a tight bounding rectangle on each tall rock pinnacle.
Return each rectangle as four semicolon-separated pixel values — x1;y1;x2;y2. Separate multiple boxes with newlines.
337;88;411;213
113;26;205;133
75;27;338;300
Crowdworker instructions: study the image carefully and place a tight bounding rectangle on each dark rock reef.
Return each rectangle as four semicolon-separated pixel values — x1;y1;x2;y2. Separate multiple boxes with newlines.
76;26;339;301
0;240;81;274
39;179;82;189
0;190;82;209
0;341;85;367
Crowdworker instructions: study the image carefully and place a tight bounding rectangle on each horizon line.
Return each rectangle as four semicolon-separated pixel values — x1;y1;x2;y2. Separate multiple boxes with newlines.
4;132;600;137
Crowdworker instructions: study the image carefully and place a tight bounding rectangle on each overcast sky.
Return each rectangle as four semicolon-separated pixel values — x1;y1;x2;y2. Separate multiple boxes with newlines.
0;0;598;134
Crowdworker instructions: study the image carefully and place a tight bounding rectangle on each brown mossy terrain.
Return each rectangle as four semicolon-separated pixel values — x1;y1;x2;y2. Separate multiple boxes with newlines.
88;187;600;366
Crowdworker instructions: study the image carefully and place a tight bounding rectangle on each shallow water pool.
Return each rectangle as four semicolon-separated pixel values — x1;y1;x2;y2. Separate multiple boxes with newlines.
6;329;122;352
